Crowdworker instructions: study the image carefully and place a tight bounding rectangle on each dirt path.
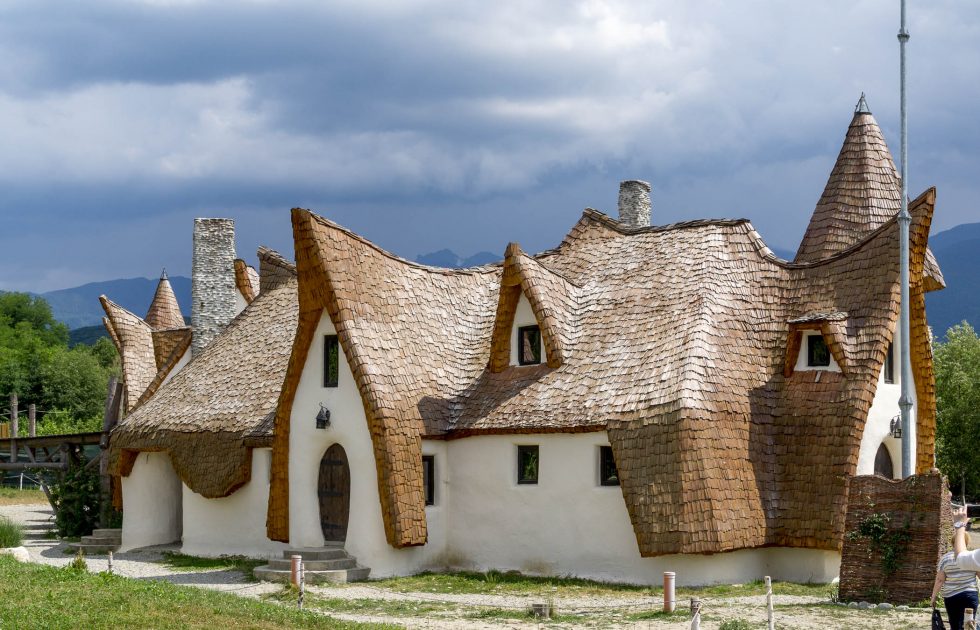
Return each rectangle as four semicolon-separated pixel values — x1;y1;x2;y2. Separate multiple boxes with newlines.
1;503;936;629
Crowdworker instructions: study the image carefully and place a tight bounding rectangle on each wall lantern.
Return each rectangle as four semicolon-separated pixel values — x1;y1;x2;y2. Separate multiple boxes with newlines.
889;415;902;439
316;404;331;429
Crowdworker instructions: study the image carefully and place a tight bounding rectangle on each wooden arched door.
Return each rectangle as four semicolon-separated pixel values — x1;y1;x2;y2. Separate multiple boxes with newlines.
874;443;894;479
318;444;350;543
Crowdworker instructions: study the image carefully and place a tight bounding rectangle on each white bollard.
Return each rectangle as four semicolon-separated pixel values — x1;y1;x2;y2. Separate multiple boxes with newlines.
690;598;701;630
663;571;676;612
298;559;305;610
107;551;113;575
765;575;774;630
290;555;302;587
966;607;976;630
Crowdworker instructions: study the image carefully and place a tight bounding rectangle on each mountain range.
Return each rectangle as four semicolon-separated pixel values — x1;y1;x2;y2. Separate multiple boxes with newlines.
10;224;980;345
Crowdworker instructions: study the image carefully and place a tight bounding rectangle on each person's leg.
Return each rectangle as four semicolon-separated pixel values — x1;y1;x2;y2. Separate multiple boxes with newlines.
947;593;967;630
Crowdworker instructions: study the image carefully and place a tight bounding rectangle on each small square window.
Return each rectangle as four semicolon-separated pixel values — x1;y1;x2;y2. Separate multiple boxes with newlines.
517;445;538;484
807;334;830;367
599;446;619;486
422;455;435;506
324;335;339;387
883;341;895;384
518;325;542;365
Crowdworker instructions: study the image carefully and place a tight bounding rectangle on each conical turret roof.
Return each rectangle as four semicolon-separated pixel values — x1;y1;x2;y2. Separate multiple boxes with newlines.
795;97;902;263
145;270;186;330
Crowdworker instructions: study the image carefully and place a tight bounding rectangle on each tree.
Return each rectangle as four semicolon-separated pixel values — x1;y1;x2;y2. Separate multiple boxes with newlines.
0;292;117;434
934;322;980;502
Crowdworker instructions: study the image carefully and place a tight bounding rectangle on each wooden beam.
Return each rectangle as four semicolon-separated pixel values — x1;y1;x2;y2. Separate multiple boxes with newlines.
0;462;67;470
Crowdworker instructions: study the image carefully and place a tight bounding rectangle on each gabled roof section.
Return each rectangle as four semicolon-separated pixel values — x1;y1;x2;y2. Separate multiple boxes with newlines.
109;272;298;498
151;328;192;372
145;270;185;330
100;296;156;413
268;209;501;547
234;259;259;304
795;96;944;291
489;243;578;372
258;246;296;292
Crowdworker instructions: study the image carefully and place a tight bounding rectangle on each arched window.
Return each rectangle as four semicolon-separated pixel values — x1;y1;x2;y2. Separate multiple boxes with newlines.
874;443;894;479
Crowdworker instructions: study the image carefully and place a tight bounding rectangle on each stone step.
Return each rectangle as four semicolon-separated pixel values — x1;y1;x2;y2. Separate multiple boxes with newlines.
267;557;356;571
281;547;348;561
66;542;119;555
254;565;370;585
91;529;122;538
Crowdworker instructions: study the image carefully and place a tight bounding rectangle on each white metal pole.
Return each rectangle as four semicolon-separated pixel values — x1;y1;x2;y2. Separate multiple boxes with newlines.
898;0;913;478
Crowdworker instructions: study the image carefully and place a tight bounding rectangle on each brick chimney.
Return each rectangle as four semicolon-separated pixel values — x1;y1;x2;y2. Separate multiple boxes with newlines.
618;180;652;228
191;218;237;356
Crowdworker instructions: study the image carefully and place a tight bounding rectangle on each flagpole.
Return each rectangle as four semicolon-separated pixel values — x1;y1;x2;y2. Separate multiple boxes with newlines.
898;0;913;478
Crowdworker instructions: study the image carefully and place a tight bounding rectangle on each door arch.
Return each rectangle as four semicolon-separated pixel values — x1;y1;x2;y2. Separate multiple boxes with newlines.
873;442;894;479
318;444;350;543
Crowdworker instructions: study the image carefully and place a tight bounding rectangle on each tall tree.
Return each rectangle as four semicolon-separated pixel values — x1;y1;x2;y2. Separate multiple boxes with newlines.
934;322;980;501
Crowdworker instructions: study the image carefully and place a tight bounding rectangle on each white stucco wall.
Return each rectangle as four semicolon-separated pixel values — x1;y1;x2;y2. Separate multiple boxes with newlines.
443;432;840;585
119;452;182;551
288;314;448;576
857;326;914;477
510;294;548;366
160;348;191;388
181;448;285;558
234;289;249;317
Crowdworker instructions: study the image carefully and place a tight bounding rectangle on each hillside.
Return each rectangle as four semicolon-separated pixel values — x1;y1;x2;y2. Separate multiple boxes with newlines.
41;276;191;330
925;222;980;338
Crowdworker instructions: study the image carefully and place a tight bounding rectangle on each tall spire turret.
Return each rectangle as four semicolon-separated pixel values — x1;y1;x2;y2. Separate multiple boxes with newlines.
145;269;185;330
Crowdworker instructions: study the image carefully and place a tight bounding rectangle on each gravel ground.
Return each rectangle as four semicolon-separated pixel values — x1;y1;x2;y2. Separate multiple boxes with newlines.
1;503;936;629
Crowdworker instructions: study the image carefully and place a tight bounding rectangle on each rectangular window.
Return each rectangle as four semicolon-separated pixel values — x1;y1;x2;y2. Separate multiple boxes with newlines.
599;446;619;486
884;341;895;384
422;455;435;506
517;445;539;484
323;335;339;387
807;334;830;367
518;325;542;365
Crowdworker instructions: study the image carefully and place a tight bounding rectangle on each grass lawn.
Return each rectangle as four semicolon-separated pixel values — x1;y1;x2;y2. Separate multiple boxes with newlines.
365;569;831;600
0;487;48;506
0;557;396;630
161;551;266;580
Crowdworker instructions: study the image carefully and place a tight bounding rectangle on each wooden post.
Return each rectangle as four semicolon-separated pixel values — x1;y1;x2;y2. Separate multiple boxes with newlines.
99;376;122;528
765;576;774;630
28;404;35;438
9;393;17;464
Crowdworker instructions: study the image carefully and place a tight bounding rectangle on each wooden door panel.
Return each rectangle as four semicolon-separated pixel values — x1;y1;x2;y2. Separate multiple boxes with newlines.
318;444;350;543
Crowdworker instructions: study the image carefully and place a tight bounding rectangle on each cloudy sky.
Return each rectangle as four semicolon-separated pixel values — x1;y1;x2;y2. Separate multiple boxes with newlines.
0;0;977;292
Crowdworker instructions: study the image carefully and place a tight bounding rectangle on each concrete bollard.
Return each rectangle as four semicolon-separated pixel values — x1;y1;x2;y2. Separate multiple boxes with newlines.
664;571;676;612
966;608;976;630
290;555;302;587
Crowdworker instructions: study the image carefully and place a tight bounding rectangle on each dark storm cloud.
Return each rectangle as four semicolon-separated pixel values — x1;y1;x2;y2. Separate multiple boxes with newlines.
0;0;977;291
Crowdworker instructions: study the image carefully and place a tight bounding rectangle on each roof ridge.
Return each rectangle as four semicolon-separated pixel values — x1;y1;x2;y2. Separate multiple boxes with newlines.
581;208;750;235
301;209;502;276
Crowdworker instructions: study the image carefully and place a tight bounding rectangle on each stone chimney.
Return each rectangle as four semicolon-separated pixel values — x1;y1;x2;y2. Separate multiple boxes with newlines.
617;180;652;227
191;218;237;356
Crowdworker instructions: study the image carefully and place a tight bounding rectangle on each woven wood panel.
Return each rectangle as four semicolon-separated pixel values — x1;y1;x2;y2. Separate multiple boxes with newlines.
839;472;951;604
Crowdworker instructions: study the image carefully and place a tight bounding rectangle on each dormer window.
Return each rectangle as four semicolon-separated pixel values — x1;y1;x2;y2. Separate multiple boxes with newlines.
807;335;830;367
883;341;895;384
517;325;542;366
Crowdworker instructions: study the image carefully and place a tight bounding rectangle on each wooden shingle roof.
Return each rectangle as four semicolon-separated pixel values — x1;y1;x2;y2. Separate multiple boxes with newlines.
145;271;186;330
268;187;939;556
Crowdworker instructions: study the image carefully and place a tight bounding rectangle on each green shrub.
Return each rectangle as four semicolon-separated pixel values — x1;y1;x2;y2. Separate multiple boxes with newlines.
45;466;101;538
0;517;23;547
67;549;88;573
719;620;754;630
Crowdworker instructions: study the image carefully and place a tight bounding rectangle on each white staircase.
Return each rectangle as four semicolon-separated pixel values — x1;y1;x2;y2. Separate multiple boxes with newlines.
254;546;370;584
